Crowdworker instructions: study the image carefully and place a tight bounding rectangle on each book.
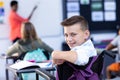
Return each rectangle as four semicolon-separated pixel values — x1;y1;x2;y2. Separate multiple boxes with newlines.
9;60;52;70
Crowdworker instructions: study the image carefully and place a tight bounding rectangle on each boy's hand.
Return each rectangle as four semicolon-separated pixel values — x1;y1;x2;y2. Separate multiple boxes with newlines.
52;59;65;65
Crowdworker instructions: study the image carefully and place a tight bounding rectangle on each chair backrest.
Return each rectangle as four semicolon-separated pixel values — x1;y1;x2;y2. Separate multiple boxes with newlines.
67;56;100;80
56;51;107;80
102;50;116;79
35;68;56;80
91;50;105;76
89;50;116;76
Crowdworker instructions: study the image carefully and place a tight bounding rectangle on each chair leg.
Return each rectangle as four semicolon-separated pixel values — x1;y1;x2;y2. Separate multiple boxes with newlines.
36;73;39;80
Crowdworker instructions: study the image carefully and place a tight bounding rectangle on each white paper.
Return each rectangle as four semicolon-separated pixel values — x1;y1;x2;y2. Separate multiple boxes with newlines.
104;1;116;11
92;11;103;21
104;11;116;21
9;61;52;70
67;2;79;12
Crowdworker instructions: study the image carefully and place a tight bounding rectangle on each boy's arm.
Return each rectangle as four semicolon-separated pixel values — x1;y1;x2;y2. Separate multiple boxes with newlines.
51;50;77;65
105;43;116;50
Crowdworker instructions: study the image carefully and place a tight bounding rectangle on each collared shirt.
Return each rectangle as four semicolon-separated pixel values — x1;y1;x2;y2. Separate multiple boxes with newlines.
71;39;97;65
9;10;28;41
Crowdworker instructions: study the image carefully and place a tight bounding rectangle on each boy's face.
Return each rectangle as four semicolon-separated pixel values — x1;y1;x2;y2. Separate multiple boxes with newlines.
64;23;89;49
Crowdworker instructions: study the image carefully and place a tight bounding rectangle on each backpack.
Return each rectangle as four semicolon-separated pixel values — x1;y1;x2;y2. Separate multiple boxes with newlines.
23;48;47;62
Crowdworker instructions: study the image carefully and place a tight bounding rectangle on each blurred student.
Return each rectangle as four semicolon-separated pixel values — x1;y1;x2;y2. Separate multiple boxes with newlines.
105;27;120;79
51;16;98;80
7;21;53;80
9;0;37;43
6;22;53;58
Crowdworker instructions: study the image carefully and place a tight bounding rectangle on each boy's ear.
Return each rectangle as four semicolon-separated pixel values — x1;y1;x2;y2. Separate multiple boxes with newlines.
84;30;90;39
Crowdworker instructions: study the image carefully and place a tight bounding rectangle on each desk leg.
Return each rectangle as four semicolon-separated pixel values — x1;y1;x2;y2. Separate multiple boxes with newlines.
17;73;23;80
6;69;9;80
6;59;9;80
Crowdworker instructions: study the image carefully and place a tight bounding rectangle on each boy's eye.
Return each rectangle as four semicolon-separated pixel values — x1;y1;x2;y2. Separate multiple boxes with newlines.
64;34;68;37
71;33;76;37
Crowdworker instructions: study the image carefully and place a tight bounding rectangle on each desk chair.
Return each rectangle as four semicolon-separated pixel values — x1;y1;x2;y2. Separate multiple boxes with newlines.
5;52;27;80
6;50;51;80
5;56;18;80
35;68;56;80
99;50;116;79
6;65;55;80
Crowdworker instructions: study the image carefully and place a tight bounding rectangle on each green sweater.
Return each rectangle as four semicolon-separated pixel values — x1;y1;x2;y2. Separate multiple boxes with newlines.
6;38;53;57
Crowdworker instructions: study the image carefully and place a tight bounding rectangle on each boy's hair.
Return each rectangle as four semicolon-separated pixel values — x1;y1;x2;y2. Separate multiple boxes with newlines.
10;0;18;7
61;16;89;31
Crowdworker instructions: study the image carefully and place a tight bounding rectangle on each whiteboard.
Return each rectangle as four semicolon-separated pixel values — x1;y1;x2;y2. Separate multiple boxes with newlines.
17;0;63;37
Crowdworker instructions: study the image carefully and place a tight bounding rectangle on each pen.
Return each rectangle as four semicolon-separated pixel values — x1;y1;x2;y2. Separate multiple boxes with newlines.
46;61;52;66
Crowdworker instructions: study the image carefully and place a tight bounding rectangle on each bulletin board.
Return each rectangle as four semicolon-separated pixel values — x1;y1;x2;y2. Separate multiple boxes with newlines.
62;0;120;33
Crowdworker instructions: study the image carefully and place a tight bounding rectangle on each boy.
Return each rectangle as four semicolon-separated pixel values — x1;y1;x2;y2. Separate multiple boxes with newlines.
51;16;97;80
